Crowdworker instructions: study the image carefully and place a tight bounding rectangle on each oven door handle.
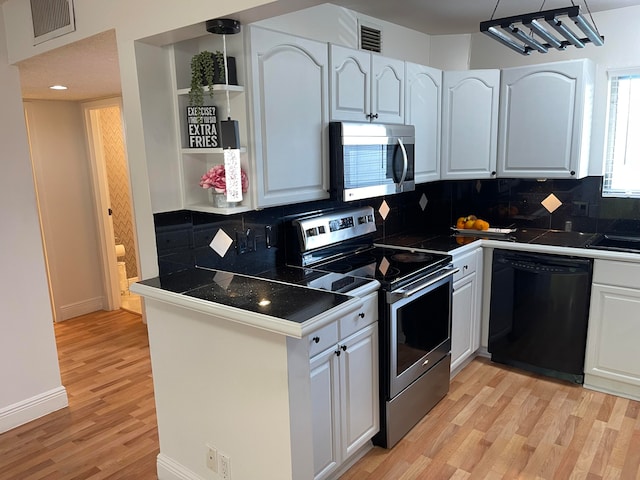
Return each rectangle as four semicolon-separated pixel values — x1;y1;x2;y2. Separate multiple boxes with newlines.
392;266;459;298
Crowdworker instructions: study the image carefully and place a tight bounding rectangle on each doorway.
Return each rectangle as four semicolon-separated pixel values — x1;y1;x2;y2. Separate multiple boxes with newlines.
83;98;141;315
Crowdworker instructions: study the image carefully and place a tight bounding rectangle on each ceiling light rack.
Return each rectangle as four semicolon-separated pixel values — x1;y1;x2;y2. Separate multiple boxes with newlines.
480;5;604;55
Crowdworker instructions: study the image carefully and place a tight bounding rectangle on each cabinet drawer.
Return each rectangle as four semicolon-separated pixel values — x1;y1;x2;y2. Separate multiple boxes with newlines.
308;322;339;358
593;260;640;289
453;249;479;283
340;292;378;339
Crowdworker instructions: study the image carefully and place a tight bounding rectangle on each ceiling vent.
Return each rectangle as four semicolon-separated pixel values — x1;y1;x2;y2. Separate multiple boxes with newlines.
31;0;76;45
359;21;382;53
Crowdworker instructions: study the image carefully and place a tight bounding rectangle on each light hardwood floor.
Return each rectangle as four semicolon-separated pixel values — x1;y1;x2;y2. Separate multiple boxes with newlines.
342;357;640;480
0;310;638;479
0;309;158;479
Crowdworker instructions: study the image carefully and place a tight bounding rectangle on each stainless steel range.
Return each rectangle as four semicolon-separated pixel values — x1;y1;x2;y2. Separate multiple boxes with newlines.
289;207;457;448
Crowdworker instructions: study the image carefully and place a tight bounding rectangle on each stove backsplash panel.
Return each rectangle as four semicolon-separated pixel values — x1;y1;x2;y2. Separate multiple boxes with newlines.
153;176;640;275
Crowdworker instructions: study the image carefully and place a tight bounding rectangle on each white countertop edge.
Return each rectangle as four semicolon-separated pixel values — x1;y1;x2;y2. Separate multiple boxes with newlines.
130;281;365;339
479;239;640;262
387;237;640;262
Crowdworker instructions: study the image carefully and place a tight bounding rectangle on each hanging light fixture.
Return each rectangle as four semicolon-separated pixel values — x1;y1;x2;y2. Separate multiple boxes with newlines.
480;1;604;55
206;18;244;203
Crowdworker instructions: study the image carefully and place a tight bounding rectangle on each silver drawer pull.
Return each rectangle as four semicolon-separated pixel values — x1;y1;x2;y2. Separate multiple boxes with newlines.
422;359;429;366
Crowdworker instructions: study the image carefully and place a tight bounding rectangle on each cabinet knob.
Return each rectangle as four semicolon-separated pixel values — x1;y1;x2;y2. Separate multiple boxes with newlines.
491;171;497;176
335;345;348;356
312;336;320;343
372;113;378;119
358;312;365;318
463;265;469;270
570;170;576;176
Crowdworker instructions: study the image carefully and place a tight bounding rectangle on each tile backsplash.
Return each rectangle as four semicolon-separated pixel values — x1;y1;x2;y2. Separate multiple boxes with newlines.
153;176;640;275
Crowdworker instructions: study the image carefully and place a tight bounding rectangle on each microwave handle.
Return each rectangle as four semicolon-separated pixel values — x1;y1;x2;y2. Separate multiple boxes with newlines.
397;138;408;186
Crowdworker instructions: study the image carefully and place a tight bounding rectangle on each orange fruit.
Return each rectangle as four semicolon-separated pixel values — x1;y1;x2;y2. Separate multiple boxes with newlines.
456;217;466;229
465;219;476;229
473;219;490;231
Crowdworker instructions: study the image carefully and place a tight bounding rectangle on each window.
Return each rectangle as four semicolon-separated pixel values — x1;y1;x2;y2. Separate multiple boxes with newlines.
603;69;640;198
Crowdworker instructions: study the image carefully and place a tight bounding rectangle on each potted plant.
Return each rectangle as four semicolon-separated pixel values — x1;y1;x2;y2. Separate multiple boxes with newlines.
188;50;238;110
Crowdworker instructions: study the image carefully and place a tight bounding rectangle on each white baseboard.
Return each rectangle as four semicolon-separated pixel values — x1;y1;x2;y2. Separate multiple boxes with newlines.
157;454;205;480
59;296;104;321
0;386;68;434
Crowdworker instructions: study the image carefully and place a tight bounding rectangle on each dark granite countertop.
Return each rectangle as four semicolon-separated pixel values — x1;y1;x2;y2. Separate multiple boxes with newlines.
137;266;355;324
381;228;601;253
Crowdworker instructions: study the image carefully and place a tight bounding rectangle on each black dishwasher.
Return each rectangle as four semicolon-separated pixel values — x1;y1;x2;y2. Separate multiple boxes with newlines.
488;249;593;384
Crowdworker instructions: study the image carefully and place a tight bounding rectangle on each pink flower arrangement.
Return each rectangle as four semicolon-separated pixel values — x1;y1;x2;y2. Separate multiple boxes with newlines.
199;164;248;194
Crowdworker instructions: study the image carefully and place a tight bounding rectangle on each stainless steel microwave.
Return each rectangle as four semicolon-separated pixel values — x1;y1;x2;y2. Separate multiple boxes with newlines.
329;121;415;201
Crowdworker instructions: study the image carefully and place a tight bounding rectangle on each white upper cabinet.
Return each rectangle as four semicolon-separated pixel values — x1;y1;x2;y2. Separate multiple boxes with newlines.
498;59;595;179
405;62;442;184
247;26;330;207
441;70;500;180
330;44;404;124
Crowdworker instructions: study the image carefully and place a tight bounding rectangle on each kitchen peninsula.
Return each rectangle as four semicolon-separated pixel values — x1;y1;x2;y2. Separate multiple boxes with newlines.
131;267;379;480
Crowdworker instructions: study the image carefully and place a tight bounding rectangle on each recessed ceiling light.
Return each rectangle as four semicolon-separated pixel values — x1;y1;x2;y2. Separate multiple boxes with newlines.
49;85;68;90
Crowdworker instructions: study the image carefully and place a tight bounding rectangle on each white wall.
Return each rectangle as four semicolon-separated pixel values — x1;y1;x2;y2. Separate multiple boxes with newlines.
24;100;104;321
430;34;471;70
0;9;67;433
469;5;640;178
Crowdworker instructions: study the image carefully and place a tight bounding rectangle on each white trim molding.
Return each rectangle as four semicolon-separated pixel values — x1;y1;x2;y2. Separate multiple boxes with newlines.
0;386;68;434
59;296;105;321
157;454;204;480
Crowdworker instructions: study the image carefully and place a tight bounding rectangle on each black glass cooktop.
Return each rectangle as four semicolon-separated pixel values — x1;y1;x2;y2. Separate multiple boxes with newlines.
311;246;452;289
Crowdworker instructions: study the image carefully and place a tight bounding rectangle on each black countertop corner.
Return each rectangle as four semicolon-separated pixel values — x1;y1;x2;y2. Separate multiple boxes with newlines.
137;266;353;324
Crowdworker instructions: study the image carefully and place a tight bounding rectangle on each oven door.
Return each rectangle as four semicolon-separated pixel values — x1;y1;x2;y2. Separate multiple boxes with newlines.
386;267;455;399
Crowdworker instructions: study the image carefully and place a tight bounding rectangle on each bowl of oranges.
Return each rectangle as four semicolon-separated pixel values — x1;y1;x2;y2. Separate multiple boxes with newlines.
455;215;490;231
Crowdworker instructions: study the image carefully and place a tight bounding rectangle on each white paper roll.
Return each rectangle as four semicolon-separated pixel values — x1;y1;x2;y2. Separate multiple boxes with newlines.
224;149;243;202
115;244;126;258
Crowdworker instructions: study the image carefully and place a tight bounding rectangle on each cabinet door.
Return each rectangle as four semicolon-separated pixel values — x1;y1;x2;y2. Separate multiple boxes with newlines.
339;323;379;458
585;284;640;387
498;60;594;179
248;27;330;207
405;62;441;184
310;347;340;480
329;44;370;122
441;70;500;180
371;55;405;124
451;273;476;373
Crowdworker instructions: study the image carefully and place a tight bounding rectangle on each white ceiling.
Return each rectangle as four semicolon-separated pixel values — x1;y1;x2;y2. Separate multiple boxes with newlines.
14;0;640;101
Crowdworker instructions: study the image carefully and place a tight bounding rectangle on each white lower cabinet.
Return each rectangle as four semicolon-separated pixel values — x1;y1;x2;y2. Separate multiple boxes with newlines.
309;293;379;480
584;260;640;400
451;248;482;374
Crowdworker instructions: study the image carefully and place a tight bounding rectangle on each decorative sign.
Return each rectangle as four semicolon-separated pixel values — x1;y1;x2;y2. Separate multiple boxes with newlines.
187;106;219;148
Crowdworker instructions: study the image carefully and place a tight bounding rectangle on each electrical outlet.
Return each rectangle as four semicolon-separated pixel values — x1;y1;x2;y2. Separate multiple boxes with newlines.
572;201;589;217
236;229;256;255
219;453;231;480
206;444;217;472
